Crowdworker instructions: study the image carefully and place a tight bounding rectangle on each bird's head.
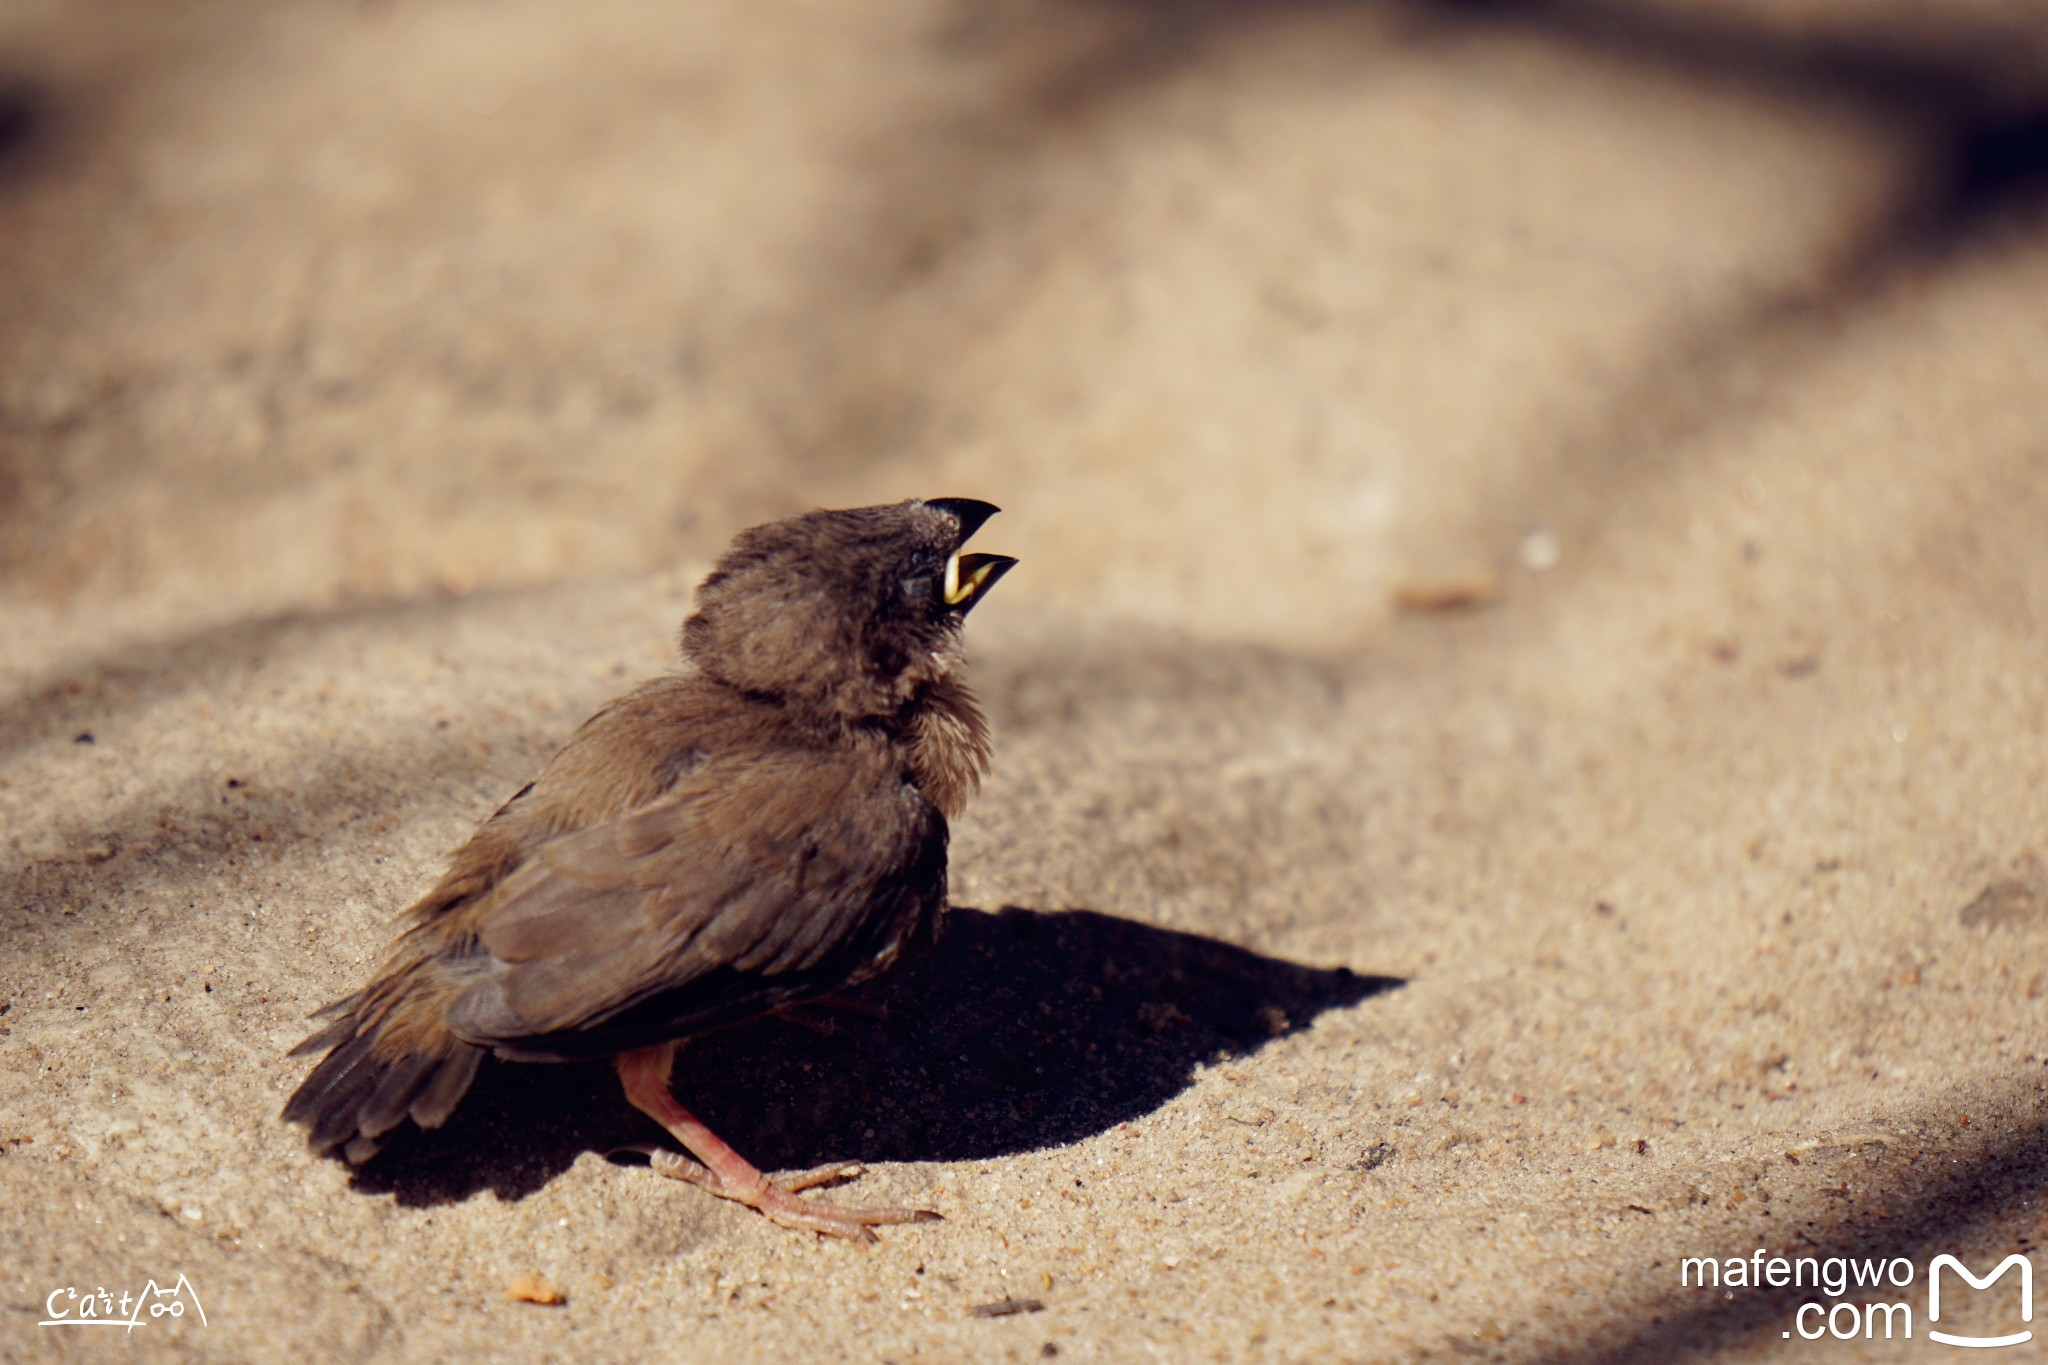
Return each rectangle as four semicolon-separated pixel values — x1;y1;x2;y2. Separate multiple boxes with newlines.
682;498;1017;720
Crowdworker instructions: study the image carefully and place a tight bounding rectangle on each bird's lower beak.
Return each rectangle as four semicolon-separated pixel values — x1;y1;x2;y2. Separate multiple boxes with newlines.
943;552;1018;612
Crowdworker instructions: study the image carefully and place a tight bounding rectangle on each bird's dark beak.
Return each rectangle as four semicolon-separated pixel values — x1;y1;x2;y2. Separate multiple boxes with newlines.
927;497;1014;614
925;497;1000;545
944;552;1017;613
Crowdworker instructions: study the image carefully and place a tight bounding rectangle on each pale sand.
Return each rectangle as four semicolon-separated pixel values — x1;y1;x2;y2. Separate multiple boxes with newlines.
3;2;2046;1360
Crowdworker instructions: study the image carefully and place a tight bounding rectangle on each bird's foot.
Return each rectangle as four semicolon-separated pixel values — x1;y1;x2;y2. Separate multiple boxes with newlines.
614;1044;941;1242
636;1148;939;1241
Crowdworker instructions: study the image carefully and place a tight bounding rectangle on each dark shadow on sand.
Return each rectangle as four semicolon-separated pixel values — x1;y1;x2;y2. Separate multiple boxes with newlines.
344;905;1399;1207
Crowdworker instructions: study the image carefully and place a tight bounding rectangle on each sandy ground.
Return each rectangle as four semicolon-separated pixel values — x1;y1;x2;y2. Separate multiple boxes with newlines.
3;1;2048;1360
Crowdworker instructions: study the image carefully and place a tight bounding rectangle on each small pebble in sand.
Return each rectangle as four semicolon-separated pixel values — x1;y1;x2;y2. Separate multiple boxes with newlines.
505;1274;565;1306
1959;878;2046;930
1392;574;1501;613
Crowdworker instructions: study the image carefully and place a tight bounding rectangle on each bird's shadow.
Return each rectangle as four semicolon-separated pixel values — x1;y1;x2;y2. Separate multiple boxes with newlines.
346;905;1399;1207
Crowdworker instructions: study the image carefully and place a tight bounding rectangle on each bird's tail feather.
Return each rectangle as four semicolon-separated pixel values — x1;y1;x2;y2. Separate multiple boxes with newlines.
281;999;482;1164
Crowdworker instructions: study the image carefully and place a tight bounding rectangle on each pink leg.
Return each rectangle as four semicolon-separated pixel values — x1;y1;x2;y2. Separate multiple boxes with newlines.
615;1043;940;1242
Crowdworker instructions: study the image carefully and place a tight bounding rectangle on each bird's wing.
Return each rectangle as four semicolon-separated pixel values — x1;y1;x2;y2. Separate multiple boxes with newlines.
440;746;943;1054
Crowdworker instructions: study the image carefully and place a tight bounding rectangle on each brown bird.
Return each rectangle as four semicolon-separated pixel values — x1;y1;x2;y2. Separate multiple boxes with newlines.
283;498;1015;1239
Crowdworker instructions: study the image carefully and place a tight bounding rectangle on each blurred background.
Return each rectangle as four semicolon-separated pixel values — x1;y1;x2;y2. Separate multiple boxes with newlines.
6;0;2043;662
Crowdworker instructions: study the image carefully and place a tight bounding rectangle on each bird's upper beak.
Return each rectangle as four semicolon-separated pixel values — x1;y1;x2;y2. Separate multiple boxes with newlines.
927;497;1017;614
926;497;999;542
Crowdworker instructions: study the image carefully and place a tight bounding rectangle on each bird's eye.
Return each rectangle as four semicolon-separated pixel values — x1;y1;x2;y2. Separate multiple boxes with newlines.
900;575;934;604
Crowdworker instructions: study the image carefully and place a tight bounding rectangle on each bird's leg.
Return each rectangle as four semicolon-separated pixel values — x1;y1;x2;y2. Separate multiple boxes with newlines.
615;1043;939;1242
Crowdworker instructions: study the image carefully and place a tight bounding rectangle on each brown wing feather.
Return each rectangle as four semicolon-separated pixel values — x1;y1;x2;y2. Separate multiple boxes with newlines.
440;744;944;1058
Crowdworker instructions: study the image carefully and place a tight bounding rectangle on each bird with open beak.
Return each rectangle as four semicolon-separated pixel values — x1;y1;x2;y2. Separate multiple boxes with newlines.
284;498;1016;1240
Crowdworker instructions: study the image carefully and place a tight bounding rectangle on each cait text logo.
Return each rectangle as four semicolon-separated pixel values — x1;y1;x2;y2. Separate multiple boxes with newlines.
39;1274;208;1333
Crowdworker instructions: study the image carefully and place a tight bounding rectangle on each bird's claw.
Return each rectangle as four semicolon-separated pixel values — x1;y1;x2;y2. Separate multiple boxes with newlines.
637;1148;940;1241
